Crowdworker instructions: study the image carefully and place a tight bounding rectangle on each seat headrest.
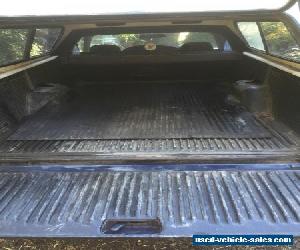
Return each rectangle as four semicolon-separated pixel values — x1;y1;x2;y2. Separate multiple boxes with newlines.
122;45;145;55
180;42;214;53
89;45;121;55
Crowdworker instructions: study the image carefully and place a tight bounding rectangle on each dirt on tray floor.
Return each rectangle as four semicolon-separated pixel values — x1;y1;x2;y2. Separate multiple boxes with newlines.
0;238;299;250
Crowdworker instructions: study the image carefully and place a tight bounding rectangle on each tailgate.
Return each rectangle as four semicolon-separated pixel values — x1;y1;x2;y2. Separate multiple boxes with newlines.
0;164;299;237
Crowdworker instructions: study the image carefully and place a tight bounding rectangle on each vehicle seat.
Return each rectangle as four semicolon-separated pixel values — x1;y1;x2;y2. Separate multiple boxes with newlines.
179;42;214;53
89;45;121;55
122;45;177;55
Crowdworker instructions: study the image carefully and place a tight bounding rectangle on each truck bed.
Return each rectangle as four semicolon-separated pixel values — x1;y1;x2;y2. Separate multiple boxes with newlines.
9;82;271;140
0;82;298;162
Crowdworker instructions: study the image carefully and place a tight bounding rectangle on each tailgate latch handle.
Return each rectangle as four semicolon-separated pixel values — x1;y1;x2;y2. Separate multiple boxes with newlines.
101;218;162;234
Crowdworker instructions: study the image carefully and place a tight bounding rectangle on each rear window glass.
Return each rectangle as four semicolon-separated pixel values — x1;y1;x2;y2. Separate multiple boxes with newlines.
0;29;29;66
30;28;62;58
73;31;231;55
260;22;300;62
237;21;300;62
237;22;265;51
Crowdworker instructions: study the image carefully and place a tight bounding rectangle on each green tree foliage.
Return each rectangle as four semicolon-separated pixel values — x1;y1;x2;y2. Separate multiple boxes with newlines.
261;22;296;51
261;22;300;61
30;28;61;57
0;28;61;65
0;29;28;65
30;42;44;57
117;34;140;44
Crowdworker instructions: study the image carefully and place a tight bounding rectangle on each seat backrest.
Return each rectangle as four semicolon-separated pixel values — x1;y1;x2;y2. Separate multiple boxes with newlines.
122;45;177;55
180;42;214;53
89;45;121;55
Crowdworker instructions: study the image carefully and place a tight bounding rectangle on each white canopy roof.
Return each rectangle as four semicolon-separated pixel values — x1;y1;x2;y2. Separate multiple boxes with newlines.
0;0;290;16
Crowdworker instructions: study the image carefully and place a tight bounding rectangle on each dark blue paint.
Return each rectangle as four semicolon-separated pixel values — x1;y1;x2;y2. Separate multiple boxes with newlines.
0;163;298;172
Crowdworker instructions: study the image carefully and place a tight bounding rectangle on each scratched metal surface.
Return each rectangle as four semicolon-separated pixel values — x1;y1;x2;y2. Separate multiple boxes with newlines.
1;136;297;154
0;169;299;237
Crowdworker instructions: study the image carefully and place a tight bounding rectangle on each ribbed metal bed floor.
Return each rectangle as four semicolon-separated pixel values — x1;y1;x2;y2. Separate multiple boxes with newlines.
0;82;298;157
9;83;271;140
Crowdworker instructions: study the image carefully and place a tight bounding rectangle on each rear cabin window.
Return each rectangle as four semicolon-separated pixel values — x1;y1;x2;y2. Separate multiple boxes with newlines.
73;31;232;55
0;29;29;66
238;21;300;62
30;28;62;58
